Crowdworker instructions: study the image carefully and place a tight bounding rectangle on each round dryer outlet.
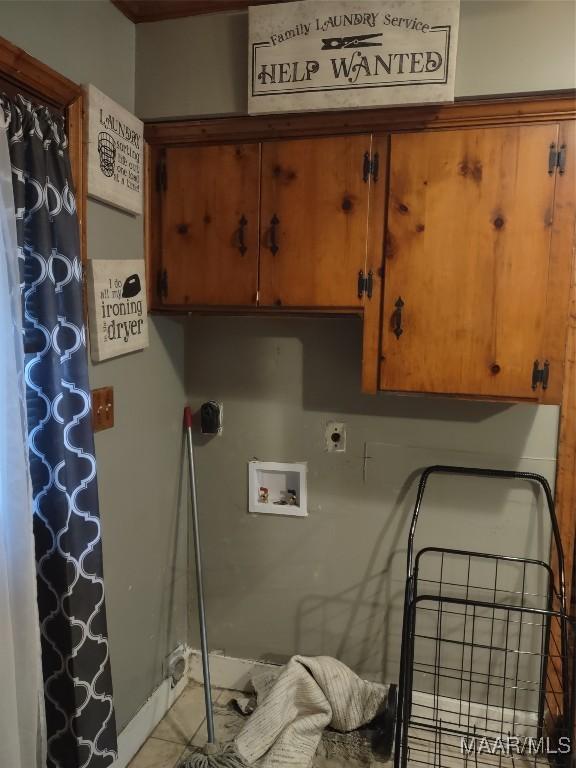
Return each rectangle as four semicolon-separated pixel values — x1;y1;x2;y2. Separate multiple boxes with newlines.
325;422;346;453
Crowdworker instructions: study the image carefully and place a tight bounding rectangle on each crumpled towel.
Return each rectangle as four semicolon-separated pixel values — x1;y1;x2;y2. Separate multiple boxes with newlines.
235;655;389;768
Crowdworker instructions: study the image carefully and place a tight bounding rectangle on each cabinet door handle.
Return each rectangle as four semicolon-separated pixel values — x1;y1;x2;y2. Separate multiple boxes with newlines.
392;296;405;339
267;214;280;256
372;153;380;183
236;215;248;256
358;270;365;299
363;152;371;182
366;270;374;299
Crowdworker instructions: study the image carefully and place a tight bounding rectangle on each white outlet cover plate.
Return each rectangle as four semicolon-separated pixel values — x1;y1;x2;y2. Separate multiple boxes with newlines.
325;422;346;453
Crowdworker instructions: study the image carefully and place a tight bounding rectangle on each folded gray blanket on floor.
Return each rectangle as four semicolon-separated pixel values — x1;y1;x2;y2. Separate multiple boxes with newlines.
235;655;389;767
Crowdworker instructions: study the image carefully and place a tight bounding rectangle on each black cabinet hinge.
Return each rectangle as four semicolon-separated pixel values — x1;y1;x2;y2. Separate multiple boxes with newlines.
157;152;167;192
531;360;550;391
357;270;374;299
157;269;168;300
548;143;567;176
362;152;380;182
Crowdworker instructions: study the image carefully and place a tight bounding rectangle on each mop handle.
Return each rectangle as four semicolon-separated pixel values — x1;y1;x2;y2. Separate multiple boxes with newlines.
184;406;216;745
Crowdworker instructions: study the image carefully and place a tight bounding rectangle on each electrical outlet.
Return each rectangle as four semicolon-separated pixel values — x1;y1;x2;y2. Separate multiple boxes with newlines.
92;387;114;432
325;421;346;453
165;644;189;688
200;400;223;435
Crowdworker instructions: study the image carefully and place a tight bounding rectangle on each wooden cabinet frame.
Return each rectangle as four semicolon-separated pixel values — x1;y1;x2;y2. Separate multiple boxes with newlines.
144;93;576;145
145;92;576;385
145;90;576;636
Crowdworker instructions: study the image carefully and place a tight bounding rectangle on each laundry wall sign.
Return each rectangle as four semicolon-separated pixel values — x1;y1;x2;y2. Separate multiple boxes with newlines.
87;259;149;362
85;85;144;215
248;0;460;114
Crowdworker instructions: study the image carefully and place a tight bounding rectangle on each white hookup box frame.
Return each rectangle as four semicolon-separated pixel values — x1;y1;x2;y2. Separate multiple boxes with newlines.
248;460;308;517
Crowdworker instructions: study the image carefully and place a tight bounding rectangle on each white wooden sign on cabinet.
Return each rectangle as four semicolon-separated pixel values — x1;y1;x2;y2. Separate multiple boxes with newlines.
85;85;144;215
87;259;149;362
248;0;460;115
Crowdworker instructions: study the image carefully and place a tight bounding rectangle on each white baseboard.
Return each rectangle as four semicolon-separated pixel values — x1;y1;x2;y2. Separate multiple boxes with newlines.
188;650;279;692
410;690;538;736
111;646;193;768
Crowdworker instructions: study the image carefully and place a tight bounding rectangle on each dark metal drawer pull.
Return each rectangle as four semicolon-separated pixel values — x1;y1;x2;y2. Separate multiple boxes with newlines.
366;270;374;299
393;296;405;339
268;214;279;256
236;215;248;256
363;152;371;182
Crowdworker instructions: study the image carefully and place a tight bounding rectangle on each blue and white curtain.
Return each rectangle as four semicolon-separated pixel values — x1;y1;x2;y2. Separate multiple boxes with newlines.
1;94;117;768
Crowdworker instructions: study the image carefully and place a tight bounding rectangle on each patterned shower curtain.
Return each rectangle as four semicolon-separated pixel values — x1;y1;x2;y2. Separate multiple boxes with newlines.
1;94;117;768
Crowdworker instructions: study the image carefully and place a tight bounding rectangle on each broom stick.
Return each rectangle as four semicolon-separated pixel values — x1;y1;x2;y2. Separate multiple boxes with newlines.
184;405;216;744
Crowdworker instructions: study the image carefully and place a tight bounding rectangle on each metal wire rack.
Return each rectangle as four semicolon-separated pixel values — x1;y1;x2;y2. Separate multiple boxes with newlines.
394;466;573;768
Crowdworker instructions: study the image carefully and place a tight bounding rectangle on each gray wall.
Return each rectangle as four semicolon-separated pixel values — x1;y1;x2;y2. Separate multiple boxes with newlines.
134;0;570;682
186;318;557;682
136;0;576;119
0;0;188;730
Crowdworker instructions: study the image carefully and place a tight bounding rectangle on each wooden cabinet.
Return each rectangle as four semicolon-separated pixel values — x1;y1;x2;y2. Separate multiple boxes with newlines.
380;123;570;401
155;135;380;310
146;97;575;402
259;135;373;308
159;143;260;306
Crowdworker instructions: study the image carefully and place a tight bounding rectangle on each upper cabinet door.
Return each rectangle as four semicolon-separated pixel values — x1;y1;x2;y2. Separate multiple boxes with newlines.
259;135;374;308
160;144;260;306
380;124;560;400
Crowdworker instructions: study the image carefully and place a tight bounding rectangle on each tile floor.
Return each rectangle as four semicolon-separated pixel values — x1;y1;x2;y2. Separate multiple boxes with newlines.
127;684;242;768
129;683;544;767
126;682;391;768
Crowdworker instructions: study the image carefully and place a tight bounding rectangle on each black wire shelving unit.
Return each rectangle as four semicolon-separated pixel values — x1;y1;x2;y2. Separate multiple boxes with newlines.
394;466;573;768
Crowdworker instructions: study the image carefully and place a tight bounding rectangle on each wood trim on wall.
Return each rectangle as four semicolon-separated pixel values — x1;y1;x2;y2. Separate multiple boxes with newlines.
68;94;88;296
540;120;576;728
145;92;576;146
112;0;282;24
0;35;86;269
552;120;576;612
0;34;80;107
